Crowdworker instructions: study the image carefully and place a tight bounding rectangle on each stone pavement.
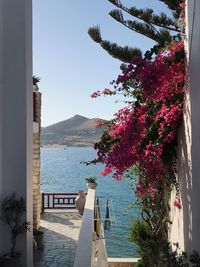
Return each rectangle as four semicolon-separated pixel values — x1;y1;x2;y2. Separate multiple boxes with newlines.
34;211;82;267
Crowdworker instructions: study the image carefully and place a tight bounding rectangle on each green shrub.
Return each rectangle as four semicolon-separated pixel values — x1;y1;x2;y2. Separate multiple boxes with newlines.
130;220;200;267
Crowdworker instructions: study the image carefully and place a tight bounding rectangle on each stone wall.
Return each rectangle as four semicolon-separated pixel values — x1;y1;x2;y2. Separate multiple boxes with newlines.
33;91;41;230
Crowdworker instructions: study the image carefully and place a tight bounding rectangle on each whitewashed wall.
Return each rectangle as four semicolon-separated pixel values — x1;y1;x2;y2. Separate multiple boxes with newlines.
0;0;33;266
169;0;200;253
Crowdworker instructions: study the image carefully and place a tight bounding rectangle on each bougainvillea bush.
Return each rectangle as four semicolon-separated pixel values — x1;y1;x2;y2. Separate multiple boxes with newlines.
91;40;185;263
92;40;185;200
90;2;186;265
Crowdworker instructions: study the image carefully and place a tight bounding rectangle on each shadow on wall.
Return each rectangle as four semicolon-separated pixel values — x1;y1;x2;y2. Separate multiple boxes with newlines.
177;83;200;253
178;107;193;252
173;50;200;253
169;90;193;253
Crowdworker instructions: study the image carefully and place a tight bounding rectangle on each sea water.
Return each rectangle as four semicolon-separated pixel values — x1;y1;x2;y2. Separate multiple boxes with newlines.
41;147;139;257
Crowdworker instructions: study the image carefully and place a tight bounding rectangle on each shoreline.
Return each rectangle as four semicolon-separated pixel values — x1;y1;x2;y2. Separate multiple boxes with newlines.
41;144;94;148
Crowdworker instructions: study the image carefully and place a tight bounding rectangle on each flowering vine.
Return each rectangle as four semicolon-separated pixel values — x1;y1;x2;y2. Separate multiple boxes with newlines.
89;1;187;265
92;40;185;199
90;40;186;264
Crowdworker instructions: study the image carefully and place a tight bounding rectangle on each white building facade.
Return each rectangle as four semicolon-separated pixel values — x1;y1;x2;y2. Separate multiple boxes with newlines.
169;0;200;253
0;0;33;266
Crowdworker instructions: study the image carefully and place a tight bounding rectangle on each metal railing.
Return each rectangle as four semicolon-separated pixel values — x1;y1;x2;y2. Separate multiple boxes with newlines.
41;192;78;212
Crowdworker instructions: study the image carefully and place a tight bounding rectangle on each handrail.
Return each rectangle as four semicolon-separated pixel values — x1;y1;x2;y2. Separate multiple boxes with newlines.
41;192;79;212
73;188;96;267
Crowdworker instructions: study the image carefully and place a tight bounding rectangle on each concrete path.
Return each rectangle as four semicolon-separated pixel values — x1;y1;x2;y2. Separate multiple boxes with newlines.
34;211;82;267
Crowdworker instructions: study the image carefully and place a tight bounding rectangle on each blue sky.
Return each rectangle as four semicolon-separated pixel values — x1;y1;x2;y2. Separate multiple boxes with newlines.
33;0;169;126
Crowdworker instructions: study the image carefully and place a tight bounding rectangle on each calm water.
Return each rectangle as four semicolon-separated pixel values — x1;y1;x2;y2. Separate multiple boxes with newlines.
41;147;139;257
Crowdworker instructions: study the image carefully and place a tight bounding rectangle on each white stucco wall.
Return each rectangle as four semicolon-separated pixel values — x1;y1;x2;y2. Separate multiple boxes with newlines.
73;189;95;267
169;93;192;251
169;0;200;253
0;0;33;266
188;0;200;252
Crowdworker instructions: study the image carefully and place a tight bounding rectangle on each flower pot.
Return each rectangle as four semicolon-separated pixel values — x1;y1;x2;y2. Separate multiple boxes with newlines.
34;231;44;250
75;190;86;215
87;182;97;189
0;255;22;267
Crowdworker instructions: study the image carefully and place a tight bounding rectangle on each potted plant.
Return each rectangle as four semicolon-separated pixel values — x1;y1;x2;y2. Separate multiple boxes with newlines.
85;176;97;189
0;192;31;267
33;229;44;251
75;190;86;215
33;75;40;91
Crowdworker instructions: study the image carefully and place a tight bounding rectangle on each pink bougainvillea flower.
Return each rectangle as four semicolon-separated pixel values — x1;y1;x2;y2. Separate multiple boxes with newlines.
102;88;113;95
90;90;101;98
173;199;182;209
180;3;186;8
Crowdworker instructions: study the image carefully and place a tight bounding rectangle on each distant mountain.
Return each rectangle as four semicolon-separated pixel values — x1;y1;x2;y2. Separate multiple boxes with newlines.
41;114;105;147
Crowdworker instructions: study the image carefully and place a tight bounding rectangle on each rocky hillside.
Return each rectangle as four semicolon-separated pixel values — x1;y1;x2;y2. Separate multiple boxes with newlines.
41;114;105;147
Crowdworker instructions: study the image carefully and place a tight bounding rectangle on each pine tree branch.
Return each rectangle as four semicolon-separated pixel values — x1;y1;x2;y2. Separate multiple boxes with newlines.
88;26;102;43
108;0;180;33
109;10;172;45
159;0;181;13
110;9;160;36
127;8;180;32
88;26;142;62
152;13;179;32
108;0;181;13
88;0;182;62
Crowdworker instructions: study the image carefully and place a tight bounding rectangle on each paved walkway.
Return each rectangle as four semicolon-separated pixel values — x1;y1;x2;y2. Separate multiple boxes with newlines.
34;211;82;267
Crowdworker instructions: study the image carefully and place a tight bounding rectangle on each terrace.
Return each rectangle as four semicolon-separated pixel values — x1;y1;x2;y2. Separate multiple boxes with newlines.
33;189;139;267
34;211;82;267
